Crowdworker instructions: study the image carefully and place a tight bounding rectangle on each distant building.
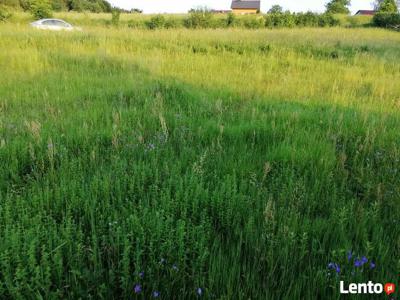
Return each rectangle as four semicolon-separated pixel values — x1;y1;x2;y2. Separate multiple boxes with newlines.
354;10;376;16
231;0;261;14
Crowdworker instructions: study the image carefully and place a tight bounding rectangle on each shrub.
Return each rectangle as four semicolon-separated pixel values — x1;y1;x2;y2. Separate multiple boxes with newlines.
145;15;166;29
30;0;52;20
164;17;181;29
373;12;400;28
19;0;31;11
318;13;340;27
184;8;213;29
51;0;67;11
243;16;265;29
226;12;237;27
0;5;12;22
265;12;296;28
265;12;339;28
111;9;120;26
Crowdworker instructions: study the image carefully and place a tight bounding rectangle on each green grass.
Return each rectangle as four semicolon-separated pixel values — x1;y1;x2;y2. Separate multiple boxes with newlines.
0;19;399;299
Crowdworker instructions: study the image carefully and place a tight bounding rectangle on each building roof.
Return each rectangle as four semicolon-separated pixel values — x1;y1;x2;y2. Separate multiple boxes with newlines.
231;1;261;10
355;10;376;15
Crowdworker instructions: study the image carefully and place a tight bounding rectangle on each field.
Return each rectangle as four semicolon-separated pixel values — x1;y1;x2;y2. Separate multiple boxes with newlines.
0;15;400;299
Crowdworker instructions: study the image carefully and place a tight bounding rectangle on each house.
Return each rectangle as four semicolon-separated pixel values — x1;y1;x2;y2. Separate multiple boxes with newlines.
354;10;376;16
231;0;261;14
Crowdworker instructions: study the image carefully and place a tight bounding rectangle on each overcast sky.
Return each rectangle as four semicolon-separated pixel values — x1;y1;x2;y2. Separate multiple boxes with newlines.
108;0;374;14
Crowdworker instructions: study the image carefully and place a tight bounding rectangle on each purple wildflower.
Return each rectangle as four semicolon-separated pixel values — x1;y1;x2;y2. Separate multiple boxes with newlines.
152;291;160;298
354;259;362;267
197;288;203;296
328;262;335;269
335;264;341;274
134;284;142;294
361;256;368;264
370;261;376;269
347;250;353;262
139;271;144;279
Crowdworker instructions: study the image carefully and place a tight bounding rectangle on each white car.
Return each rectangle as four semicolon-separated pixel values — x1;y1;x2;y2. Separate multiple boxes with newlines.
30;19;76;31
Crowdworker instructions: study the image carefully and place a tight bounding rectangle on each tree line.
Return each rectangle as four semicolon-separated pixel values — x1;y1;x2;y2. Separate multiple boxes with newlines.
0;0;112;13
268;0;398;15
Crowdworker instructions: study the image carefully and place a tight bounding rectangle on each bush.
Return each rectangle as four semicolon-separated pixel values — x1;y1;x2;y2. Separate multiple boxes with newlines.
243;16;265;29
0;5;12;22
373;12;400;28
265;12;339;28
145;15;166;29
19;0;31;10
318;13;340;27
51;0;67;11
30;0;52;20
111;9;120;26
265;12;296;28
164;17;181;29
184;8;213;29
226;12;237;27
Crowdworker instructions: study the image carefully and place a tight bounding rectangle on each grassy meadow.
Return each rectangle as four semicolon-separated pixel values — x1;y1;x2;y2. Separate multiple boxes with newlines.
0;15;400;299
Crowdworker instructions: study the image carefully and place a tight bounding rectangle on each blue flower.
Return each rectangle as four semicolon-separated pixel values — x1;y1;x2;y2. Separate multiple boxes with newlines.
335;264;341;274
347;250;353;261
152;291;160;298
197;287;203;296
134;284;142;294
328;262;335;269
361;256;368;264
172;264;179;271
354;259;362;267
370;261;376;269
139;271;144;279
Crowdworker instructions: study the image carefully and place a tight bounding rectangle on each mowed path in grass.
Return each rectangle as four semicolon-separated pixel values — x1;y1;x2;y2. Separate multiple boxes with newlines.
0;25;399;299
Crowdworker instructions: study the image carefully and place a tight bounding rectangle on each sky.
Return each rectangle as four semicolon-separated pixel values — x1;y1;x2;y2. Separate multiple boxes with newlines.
108;0;374;14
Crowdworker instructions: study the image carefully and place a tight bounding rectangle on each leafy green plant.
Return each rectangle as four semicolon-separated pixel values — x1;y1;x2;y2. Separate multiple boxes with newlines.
111;9;120;26
30;0;52;19
145;15;165;29
226;12;237;27
325;0;351;14
376;0;398;12
184;7;214;29
0;5;12;22
373;12;400;28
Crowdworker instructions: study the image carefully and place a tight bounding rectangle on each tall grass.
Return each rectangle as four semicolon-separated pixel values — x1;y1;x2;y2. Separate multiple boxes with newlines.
0;19;399;299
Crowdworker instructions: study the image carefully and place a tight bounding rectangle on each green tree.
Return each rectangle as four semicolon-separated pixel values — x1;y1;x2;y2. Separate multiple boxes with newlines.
268;5;283;14
325;0;351;14
375;0;398;12
30;0;52;19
